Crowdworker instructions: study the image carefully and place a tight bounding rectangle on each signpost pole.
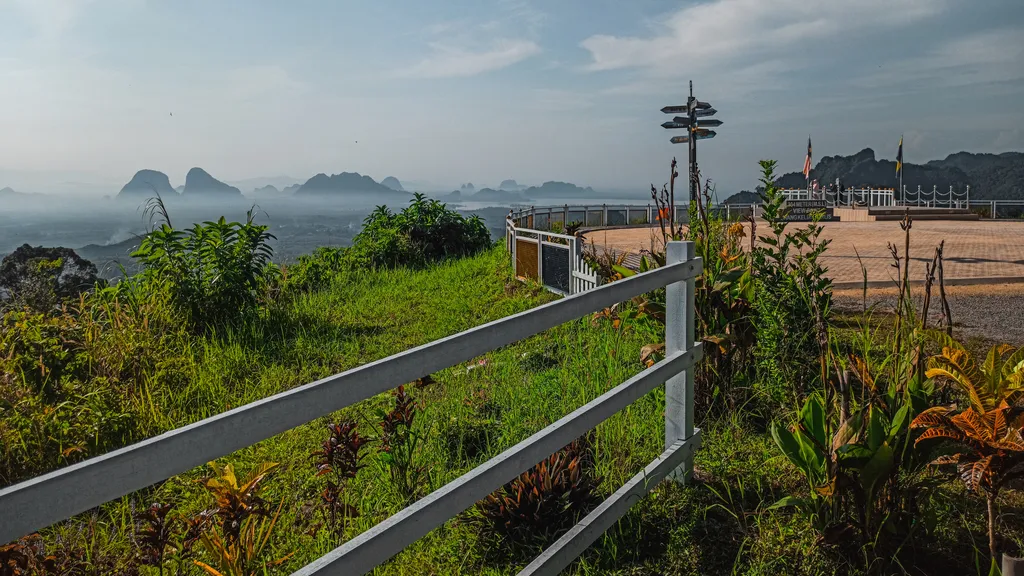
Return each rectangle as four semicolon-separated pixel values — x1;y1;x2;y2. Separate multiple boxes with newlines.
689;81;698;203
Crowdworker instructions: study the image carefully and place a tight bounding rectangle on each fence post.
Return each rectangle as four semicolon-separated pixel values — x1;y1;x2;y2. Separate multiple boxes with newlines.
537;233;544;282
665;241;696;484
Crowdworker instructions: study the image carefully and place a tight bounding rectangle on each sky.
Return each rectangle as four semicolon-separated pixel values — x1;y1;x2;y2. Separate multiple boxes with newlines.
1;0;1022;195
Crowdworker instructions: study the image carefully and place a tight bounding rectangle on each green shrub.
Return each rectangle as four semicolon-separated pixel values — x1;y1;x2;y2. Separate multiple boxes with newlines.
0;308;137;485
350;193;491;268
751;160;832;410
281;246;348;294
129;199;278;330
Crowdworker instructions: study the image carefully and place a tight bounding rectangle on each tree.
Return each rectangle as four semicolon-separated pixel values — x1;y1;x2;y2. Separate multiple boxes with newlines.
0;245;101;311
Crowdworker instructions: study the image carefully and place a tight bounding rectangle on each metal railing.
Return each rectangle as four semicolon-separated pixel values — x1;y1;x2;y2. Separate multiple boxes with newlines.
508;204;759;230
0;243;705;576
779;187;897;207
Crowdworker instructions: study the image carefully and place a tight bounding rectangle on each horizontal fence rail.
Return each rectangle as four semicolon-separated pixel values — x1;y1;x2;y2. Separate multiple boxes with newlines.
0;243;704;575
295;346;703;575
519;435;701;576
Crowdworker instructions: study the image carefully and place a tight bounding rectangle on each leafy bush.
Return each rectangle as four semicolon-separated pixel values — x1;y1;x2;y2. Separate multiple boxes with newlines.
129;199;278;330
476;436;602;545
0;308;137;485
281;246;347;294
913;335;1024;561
312;420;369;541
350;193;491;268
752;160;832;409
375;386;428;503
0;245;102;312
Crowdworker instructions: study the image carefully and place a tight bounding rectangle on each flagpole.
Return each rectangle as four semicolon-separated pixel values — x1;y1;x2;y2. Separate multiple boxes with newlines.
899;133;904;206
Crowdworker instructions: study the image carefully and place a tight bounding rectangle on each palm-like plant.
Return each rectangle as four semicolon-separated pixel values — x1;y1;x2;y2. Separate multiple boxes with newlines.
192;461;293;575
924;332;1024;414
912;336;1024;560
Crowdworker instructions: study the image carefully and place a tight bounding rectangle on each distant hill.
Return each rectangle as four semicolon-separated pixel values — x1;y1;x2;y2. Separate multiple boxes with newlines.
473;188;529;203
460;183;475;192
925;152;1024;200
282;183;301;195
118;170;177;200
182;168;242;197
446;190;462;200
0;186;42;199
248;184;290;199
295;172;409;198
381;176;404;192
776;148;1024;200
722;190;760;204
499;179;525;191
524;181;595;198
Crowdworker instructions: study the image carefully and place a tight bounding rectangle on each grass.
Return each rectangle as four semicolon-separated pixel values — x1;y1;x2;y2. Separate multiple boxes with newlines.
6;246;1022;575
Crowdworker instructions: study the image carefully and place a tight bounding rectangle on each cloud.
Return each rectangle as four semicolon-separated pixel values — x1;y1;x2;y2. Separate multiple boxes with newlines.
580;0;944;74
394;39;541;78
857;27;1024;89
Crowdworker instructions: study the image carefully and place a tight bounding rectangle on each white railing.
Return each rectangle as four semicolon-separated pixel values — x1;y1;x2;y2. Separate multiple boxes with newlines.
900;185;971;208
507;218;599;295
508;203;760;231
779;187;896;207
0;244;704;576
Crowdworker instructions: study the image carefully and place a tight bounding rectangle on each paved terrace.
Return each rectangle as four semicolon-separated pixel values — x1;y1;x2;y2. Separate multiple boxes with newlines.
585;220;1024;286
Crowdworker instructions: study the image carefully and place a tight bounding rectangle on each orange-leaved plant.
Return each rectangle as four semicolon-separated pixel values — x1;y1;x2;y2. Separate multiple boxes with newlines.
911;333;1024;560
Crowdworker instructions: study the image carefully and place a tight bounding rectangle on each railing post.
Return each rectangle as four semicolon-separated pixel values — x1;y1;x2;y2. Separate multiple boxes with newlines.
665;241;696;484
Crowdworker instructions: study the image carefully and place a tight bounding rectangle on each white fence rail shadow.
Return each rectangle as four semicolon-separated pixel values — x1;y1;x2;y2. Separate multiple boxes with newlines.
0;242;705;576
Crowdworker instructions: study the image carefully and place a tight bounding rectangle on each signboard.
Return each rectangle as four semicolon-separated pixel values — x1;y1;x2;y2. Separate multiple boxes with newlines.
694;107;717;118
695;118;723;127
781;199;834;222
670;135;689;144
662;121;688;129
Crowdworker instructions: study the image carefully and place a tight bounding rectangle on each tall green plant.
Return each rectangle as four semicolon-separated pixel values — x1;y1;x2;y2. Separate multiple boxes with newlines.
352;193;491;268
751;160;833;409
129;198;277;330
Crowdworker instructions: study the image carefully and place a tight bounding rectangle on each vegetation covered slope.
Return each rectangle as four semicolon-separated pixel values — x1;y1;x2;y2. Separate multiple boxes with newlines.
3;177;1024;575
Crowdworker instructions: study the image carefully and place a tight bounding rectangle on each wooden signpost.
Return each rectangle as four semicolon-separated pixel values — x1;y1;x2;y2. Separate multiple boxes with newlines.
661;81;722;202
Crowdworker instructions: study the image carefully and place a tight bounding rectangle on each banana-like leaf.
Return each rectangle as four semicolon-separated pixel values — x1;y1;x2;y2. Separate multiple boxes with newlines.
771;422;806;471
832;413;863;452
860;442;894;496
799;394;828;451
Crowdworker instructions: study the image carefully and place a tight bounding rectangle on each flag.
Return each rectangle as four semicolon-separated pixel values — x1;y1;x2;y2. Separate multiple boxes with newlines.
895;135;904;176
803;137;812;179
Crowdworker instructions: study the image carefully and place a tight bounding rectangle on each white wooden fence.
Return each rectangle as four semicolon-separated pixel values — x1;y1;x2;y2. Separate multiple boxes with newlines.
507;217;600;295
0;242;704;576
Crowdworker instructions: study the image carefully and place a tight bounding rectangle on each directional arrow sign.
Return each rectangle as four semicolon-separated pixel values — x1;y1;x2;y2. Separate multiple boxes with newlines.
695;118;723;127
661;105;689;114
670;135;689;144
690;100;712;111
661;121;689;129
695;130;717;140
694;107;717;118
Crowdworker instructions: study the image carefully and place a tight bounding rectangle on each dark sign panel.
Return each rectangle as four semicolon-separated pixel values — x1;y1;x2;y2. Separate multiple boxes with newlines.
541;243;571;294
781;199;835;222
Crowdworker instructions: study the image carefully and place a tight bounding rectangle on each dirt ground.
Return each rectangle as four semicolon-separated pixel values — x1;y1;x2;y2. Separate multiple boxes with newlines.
585;220;1024;285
